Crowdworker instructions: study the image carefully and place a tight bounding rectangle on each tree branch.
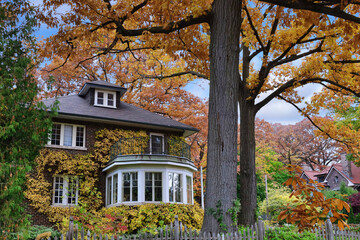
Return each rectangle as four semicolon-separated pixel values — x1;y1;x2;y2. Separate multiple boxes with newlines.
260;0;360;24
138;70;209;80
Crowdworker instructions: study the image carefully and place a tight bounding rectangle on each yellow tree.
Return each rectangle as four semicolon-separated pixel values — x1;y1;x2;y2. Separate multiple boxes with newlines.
36;0;360;231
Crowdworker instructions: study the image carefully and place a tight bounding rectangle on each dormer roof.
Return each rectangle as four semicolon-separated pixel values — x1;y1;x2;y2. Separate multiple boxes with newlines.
78;80;127;98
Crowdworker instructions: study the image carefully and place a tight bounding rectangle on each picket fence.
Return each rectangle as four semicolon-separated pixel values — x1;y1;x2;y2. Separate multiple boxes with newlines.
38;216;360;240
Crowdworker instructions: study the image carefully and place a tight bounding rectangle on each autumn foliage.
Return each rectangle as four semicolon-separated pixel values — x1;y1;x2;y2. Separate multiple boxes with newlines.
278;165;350;232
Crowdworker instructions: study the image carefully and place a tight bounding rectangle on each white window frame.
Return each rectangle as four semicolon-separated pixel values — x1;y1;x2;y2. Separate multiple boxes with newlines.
106;173;119;206
48;123;86;149
186;175;193;204
52;176;79;206
150;133;165;154
144;172;163;202
94;89;116;108
122;172;138;202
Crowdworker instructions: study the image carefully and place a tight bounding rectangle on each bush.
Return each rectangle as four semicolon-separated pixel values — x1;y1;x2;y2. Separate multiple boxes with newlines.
265;226;316;240
258;186;298;222
68;203;204;235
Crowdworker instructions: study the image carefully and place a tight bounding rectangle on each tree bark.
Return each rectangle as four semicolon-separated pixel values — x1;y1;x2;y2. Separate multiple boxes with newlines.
238;45;257;226
202;0;241;233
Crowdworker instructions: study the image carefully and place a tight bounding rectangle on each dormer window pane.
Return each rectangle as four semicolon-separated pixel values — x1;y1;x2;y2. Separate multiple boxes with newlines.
97;92;104;105
108;93;114;106
63;125;73;146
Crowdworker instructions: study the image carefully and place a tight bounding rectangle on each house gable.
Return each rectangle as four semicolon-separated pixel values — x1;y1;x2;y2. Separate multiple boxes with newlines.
324;166;353;190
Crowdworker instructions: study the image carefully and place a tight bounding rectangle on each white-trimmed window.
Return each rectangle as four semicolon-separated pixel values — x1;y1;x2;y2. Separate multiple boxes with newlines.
122;172;138;202
145;172;162;202
186;176;193;204
169;173;182;203
50;123;85;148
150;133;164;154
95;90;116;108
106;174;118;206
53;176;78;205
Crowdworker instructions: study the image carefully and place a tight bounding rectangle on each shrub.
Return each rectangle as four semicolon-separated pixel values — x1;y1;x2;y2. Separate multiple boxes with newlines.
67;203;204;235
265;226;316;240
258;186;298;222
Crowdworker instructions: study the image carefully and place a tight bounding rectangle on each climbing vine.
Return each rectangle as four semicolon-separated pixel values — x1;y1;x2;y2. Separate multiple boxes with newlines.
25;129;147;223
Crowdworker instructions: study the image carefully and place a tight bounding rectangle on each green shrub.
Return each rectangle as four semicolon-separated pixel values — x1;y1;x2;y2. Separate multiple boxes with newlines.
265;226;316;240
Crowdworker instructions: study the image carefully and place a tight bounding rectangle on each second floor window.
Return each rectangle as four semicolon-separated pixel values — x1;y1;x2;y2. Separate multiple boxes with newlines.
95;90;116;108
50;123;85;148
150;133;164;154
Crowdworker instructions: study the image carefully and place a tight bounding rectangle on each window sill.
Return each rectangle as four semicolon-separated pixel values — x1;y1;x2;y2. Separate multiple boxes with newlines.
94;104;116;109
51;204;77;208
45;145;87;151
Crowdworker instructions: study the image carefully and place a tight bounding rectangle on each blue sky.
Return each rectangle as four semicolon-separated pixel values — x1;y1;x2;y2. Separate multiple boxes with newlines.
32;0;318;125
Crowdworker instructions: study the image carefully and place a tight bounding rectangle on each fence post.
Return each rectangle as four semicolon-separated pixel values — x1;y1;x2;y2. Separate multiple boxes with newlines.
68;216;74;240
325;218;334;240
174;215;180;240
257;217;265;240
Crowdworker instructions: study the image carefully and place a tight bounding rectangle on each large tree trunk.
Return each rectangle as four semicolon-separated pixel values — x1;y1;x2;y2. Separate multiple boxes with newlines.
238;46;257;226
202;0;242;233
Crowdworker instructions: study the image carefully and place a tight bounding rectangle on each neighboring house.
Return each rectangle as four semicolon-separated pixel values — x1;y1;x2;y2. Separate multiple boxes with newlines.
300;153;360;191
27;80;198;226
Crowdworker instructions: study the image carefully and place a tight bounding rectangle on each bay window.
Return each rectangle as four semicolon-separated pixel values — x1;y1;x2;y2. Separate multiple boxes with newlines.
186;176;192;204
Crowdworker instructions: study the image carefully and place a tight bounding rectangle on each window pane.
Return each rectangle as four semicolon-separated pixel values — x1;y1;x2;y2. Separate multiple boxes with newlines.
54;176;64;204
67;177;77;204
51;124;61;145
108;93;114;106
169;173;174;202
151;135;163;154
76;127;84;147
145;172;152;201
123;173;130;201
63;125;73;146
132;172;138;201
187;176;192;204
107;176;112;205
174;174;182;202
97;92;104;105
113;174;118;204
155;172;162;201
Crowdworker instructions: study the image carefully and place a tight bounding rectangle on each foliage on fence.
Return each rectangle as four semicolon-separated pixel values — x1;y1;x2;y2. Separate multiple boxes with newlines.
278;165;350;232
25;129;147;223
66;203;203;235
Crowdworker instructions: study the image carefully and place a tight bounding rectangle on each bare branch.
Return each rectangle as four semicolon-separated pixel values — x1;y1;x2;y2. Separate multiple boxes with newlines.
244;4;265;51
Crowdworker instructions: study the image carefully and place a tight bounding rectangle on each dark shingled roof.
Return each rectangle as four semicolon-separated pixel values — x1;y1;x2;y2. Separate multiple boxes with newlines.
42;95;198;136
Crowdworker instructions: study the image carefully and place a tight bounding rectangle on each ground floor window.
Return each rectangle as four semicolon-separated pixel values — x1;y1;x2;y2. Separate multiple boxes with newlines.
107;174;118;205
186;176;192;204
169;173;182;203
145;172;162;201
53;176;78;205
105;169;193;206
123;172;138;202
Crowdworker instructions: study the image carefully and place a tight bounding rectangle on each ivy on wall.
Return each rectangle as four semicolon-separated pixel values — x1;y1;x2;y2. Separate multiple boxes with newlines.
25;129;148;223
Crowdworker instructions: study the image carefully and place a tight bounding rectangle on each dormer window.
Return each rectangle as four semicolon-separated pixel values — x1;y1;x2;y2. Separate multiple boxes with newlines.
95;90;116;108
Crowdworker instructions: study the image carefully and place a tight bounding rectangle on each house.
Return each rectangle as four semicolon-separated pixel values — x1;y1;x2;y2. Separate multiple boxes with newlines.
300;153;360;191
26;80;199;226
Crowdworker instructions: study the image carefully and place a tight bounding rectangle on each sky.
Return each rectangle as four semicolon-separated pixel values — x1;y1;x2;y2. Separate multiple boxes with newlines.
32;0;321;125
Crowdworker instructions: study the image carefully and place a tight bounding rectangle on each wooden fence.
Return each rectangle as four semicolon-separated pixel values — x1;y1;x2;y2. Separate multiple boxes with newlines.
38;216;360;240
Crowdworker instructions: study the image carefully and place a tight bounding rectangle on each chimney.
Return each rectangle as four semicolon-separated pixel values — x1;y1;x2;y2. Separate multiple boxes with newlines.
341;152;352;178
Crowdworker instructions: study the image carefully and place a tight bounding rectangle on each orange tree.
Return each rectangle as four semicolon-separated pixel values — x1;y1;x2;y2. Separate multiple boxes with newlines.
279;165;350;231
36;0;360;231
